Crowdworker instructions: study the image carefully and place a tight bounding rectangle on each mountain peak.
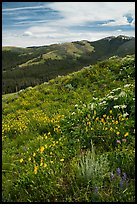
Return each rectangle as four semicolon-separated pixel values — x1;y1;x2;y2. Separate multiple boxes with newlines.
102;35;134;42
116;35;134;40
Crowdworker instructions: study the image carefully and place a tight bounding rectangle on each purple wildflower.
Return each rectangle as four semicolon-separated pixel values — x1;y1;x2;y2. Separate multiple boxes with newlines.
119;180;124;188
116;168;121;176
122;172;127;181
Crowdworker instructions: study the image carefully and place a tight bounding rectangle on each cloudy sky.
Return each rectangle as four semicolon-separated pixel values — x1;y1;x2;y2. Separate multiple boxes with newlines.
2;2;135;47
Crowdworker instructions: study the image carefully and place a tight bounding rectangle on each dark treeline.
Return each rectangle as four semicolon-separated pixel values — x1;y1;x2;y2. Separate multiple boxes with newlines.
2;56;95;94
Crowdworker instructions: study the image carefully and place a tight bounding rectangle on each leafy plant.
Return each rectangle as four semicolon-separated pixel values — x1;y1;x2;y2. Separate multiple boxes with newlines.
74;141;110;187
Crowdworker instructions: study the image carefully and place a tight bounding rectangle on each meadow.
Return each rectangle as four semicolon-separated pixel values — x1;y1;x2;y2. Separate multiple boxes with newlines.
2;55;135;202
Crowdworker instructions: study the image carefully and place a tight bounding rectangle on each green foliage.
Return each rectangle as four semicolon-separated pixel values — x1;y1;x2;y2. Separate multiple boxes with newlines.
2;55;135;202
74;141;110;186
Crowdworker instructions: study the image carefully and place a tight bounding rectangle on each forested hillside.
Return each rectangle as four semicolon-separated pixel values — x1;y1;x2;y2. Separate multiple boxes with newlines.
2;55;135;202
2;35;135;94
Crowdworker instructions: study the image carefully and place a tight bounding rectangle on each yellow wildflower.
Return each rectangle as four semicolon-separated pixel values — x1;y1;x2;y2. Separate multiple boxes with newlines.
115;120;118;124
40;157;43;166
44;163;47;168
44;144;48;148
116;131;120;135
50;161;54;164
20;158;23;163
33;152;36;157
103;114;106;118
124;132;129;137
87;121;91;126
110;127;113;131
60;158;64;162
95;117;99;121
101;118;105;123
28;157;31;161
40;146;45;154
109;110;112;114
34;165;38;174
40;162;43;167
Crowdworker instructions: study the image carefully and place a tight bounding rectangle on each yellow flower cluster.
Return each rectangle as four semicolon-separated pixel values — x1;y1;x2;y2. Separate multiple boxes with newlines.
84;110;130;144
124;132;129;137
2;110;30;136
2;104;64;143
20;158;23;163
23;134;65;175
40;146;45;154
32;111;50;124
34;165;38;174
20;100;30;107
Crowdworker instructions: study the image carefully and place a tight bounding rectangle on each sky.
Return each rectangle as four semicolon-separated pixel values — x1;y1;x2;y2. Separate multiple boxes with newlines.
2;2;135;47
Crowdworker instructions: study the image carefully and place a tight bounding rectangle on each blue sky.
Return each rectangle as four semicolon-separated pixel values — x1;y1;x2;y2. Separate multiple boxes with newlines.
2;2;135;47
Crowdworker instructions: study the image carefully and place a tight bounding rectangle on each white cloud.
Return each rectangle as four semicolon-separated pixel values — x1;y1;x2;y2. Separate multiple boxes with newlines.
3;5;46;12
101;16;130;27
47;2;135;27
23;31;33;36
22;2;135;38
2;2;135;47
117;29;122;32
2;29;135;48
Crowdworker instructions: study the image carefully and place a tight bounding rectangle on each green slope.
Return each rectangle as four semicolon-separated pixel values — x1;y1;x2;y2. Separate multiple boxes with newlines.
2;35;135;94
2;55;135;202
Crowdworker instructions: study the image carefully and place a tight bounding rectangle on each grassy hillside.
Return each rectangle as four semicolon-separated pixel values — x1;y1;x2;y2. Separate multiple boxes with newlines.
2;35;135;94
2;55;135;202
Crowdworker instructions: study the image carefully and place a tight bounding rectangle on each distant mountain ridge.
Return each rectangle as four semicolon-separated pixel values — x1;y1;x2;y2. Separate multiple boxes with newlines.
2;35;135;94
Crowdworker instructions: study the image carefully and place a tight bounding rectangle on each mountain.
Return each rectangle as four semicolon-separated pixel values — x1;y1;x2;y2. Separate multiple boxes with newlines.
2;35;135;94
